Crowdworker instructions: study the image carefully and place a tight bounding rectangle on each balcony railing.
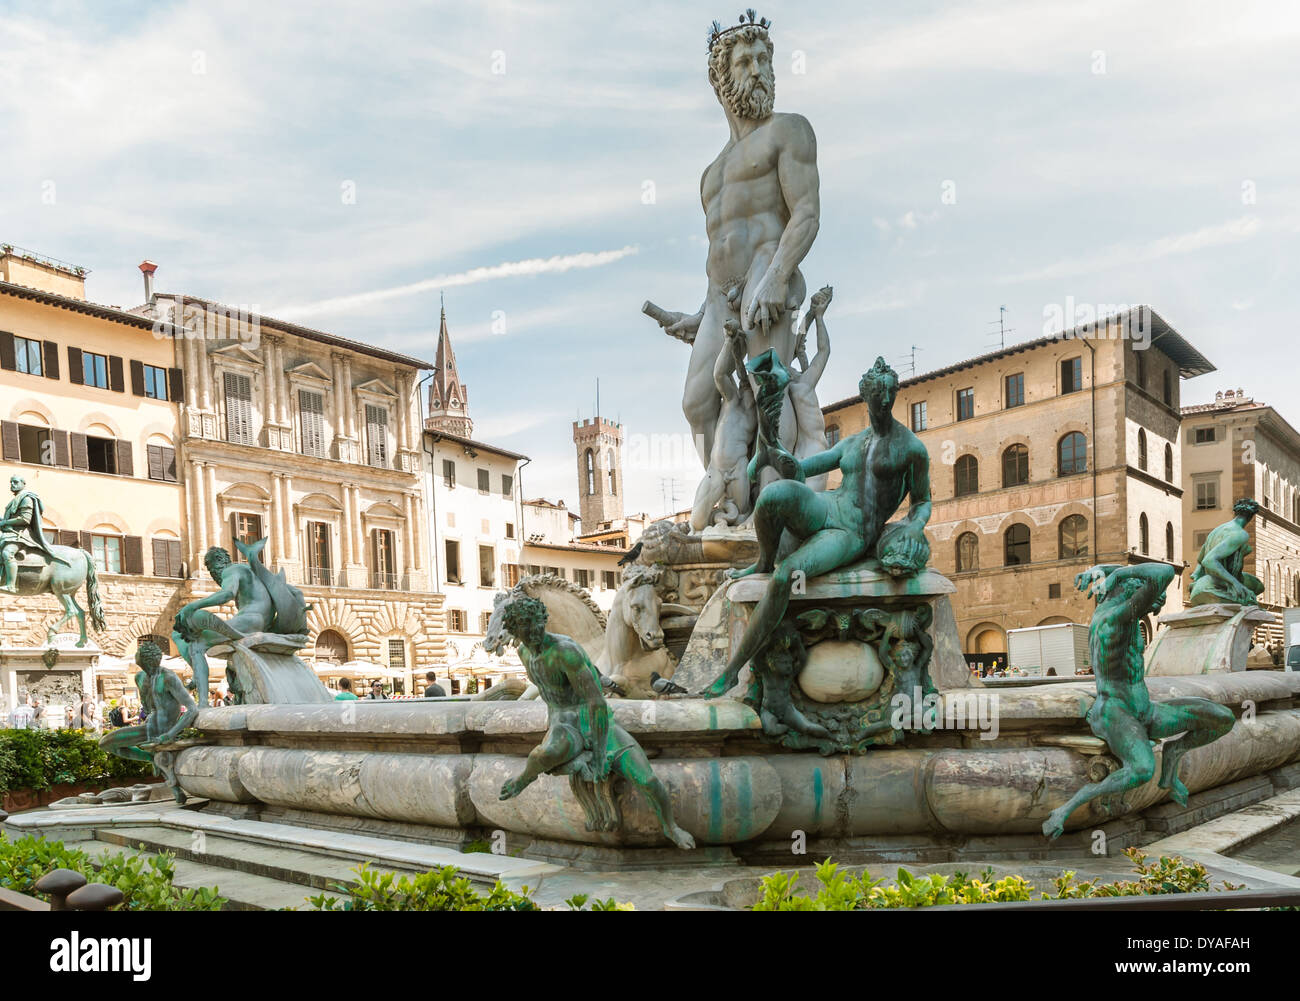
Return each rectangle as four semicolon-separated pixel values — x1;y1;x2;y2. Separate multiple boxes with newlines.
306;566;333;587
371;571;398;590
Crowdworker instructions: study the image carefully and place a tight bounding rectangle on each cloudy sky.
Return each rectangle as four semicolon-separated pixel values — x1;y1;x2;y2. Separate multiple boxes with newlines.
3;0;1297;517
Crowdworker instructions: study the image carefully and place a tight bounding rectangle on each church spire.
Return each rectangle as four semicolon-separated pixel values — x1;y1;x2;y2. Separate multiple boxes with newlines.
426;299;473;437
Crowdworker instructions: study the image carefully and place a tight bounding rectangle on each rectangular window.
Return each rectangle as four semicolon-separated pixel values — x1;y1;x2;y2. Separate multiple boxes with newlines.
307;521;332;585
299;390;326;457
1194;427;1217;444
956;388;974;421
445;540;461;584
146;444;178;482
477;468;490;493
17;425;52;465
1194;530;1210;550
14;336;42;376
365;404;389;468
1194;478;1219;511
480;519;491;535
86;435;118;475
143;364;169;400
1061;357;1082;394
501;474;514;497
91;535;122;574
910;401;927;432
602;570;617;590
442;459;456;488
574;568;591;589
231;512;263;559
224;371;254;445
1048;583;1061;599
502;563;521;588
480;610;493;633
387;639;406;670
478;545;495;587
1005;373;1025;408
371;529;397;589
83;351;109;389
449;609;466;633
505;522;515;540
825;425;841;446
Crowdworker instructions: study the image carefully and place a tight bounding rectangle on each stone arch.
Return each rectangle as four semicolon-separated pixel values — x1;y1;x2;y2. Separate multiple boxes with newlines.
7;397;56;425
304;596;364;648
1038;615;1074;626
369;601;421;639
106;611;184;658
82;510;131;534
144;517;183;539
77;411;124;438
965;622;1007;655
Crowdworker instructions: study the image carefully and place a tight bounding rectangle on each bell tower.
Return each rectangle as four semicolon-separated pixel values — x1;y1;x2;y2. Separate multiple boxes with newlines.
425;300;473;437
572;416;624;531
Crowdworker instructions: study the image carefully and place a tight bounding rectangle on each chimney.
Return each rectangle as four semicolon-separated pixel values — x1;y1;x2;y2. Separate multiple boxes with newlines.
139;260;158;304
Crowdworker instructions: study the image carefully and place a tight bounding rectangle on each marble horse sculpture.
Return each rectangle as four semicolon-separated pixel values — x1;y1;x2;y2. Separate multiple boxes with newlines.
495;595;696;850
1042;563;1236;839
0;474;105;646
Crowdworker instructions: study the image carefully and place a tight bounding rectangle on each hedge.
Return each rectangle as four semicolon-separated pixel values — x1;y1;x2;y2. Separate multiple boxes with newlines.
0;728;153;795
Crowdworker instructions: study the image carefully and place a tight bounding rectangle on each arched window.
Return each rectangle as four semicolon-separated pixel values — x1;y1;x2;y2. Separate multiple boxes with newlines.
1002;444;1029;488
956;532;979;572
607;451;616;494
1058;432;1087;476
1059;514;1088;558
1139;513;1150;555
315;629;349;664
1138;429;1148;471
585;449;595;495
1164;443;1174;483
954;455;979;497
1004;523;1030;566
1165;522;1175;561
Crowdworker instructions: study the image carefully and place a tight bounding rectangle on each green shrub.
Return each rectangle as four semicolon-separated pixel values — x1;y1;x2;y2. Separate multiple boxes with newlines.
306;863;634;911
0;728;152;794
753;848;1238;910
0;833;225;910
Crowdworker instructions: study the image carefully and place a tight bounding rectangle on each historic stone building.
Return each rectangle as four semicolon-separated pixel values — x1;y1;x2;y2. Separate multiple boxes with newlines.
1181;388;1300;642
153;269;445;689
0;247;189;680
823;307;1214;668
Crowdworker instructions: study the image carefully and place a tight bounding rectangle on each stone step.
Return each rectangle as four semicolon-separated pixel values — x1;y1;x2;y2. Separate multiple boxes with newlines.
92;825;426;896
63;838;316;911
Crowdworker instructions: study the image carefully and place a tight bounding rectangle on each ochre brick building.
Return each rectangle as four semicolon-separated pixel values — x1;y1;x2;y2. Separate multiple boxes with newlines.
823;308;1214;668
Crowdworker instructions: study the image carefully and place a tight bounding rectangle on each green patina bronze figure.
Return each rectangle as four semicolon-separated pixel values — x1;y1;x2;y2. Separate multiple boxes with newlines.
0;474;104;646
702;356;932;697
746;347;803;485
1188;498;1265;607
99;641;197;804
496;595;696;850
173;537;309;706
1042;563;1236;840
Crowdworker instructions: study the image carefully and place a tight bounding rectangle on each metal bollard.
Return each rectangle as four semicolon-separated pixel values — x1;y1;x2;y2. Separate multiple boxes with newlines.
67;883;125;911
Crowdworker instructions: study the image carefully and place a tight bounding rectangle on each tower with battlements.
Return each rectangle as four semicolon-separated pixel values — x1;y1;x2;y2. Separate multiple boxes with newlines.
572;416;624;531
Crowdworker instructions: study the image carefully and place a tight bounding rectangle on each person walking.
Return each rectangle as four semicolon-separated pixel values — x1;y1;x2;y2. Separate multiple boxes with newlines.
9;694;34;730
334;678;358;701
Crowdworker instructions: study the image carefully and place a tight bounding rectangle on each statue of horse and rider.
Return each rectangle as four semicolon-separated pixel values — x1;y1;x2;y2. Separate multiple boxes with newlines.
0;474;106;647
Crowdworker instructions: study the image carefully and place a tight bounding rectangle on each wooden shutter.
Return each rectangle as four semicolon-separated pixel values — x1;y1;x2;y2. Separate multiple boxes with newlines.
168;367;184;402
51;429;69;468
130;359;145;396
115;439;134;477
162;446;177;482
168;539;183;578
69;432;88;470
108;355;125;393
365;404;387;467
299;390;324;456
1;421;18;461
152;537;169;577
224;371;253;444
0;331;14;371
122;535;144;575
79;531;93;553
67;346;84;385
230;513;239;553
42;341;59;380
147;444;165;481
58;530;80;548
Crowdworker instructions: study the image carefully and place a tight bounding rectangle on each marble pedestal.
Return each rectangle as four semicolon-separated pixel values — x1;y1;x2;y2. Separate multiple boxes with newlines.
1145;603;1278;676
1;637;97;718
